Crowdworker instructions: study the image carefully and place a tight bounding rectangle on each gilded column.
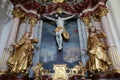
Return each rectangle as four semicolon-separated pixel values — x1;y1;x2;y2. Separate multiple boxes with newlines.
99;6;120;72
0;8;24;73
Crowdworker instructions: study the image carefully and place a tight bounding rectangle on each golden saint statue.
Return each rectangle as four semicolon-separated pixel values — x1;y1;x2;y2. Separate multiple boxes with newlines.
86;27;111;73
8;32;38;73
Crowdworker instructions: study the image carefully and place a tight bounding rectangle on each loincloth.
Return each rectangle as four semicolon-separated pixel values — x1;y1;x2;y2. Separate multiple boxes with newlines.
62;30;70;40
54;26;63;32
54;26;70;40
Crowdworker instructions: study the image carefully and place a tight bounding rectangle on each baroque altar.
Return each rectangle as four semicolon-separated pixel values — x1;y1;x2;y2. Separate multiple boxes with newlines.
1;0;120;80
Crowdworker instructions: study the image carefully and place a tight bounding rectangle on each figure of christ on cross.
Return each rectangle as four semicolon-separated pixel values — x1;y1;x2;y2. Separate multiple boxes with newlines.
43;14;75;50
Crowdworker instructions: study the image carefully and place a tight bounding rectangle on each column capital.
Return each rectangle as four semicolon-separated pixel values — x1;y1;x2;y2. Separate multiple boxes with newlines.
93;5;108;22
29;17;38;27
82;16;91;28
93;15;100;22
99;6;108;17
20;16;28;23
12;8;25;19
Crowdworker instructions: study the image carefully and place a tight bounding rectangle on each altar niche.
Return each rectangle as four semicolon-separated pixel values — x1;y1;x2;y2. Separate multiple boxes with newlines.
37;14;87;71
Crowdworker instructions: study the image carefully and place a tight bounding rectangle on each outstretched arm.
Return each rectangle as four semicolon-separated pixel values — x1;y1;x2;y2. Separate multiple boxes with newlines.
97;29;106;38
43;15;56;21
63;15;75;20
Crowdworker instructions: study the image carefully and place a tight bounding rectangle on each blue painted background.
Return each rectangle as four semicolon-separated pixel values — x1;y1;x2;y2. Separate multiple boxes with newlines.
39;20;81;71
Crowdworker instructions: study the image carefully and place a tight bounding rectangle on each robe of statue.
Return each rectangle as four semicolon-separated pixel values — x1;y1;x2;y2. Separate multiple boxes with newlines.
86;30;111;72
8;33;38;73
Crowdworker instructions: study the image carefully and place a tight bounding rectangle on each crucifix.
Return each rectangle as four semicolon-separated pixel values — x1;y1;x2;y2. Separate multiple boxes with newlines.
43;14;75;50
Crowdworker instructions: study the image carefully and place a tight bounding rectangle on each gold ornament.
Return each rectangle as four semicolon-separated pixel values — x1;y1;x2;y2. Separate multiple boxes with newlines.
57;7;62;14
29;17;38;27
52;64;68;80
20;16;28;23
69;61;86;78
99;6;108;17
62;30;70;40
32;62;44;80
93;14;100;22
82;16;91;28
12;8;25;19
53;0;64;3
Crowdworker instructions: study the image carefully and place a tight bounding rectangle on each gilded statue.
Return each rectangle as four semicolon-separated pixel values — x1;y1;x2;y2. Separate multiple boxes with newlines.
32;62;44;80
8;32;38;73
86;26;111;73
